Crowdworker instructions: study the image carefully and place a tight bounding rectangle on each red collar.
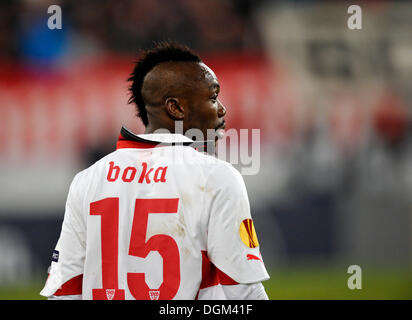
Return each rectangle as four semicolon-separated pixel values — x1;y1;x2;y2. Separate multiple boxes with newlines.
116;134;158;149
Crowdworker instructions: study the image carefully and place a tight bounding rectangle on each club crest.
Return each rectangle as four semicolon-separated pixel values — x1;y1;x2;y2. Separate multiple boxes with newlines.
106;289;115;300
149;290;160;300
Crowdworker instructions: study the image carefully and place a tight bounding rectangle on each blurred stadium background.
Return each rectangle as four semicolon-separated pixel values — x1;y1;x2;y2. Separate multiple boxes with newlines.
1;0;412;299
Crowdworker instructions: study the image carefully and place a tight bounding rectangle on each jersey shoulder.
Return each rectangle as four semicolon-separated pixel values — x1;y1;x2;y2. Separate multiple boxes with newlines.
195;152;246;195
186;147;238;172
70;150;120;186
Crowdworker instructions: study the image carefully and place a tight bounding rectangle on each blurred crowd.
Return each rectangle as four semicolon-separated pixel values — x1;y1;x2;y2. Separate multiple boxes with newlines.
0;0;268;67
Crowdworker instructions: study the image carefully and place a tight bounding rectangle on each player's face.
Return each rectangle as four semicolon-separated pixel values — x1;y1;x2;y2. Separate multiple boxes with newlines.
184;63;226;140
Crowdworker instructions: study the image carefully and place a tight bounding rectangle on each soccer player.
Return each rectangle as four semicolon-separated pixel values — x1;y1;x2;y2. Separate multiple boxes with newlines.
40;42;270;300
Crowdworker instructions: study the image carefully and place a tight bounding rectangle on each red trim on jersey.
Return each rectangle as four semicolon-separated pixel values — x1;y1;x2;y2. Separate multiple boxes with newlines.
116;134;158;150
246;254;262;261
195;251;238;298
53;274;83;296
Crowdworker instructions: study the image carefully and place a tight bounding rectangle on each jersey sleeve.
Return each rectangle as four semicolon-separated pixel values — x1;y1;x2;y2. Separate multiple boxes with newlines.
204;163;270;284
40;172;86;298
221;282;269;300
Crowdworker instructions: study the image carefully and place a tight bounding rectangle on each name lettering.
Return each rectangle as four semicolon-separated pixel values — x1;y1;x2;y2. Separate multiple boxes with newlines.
107;161;168;184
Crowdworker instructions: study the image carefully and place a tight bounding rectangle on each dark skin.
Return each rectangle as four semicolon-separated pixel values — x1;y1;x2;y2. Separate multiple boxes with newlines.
141;61;226;140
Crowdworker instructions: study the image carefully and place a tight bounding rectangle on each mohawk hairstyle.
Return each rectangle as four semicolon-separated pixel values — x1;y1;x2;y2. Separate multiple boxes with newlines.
127;41;202;126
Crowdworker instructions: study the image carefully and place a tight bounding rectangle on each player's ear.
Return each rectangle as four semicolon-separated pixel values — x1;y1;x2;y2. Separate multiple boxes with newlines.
165;97;185;120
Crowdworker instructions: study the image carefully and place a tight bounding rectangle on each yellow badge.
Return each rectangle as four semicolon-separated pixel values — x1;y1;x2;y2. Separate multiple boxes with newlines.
239;219;259;248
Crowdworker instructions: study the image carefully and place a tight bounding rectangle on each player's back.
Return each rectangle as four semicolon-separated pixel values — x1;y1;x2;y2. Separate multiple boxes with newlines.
78;135;224;299
41;130;269;300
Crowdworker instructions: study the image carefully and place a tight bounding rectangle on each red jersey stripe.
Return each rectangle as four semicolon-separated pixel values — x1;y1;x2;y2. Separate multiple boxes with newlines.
53;274;83;296
199;251;238;290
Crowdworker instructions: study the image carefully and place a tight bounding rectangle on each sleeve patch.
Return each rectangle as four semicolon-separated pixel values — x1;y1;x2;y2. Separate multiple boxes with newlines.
239;219;259;248
51;250;59;262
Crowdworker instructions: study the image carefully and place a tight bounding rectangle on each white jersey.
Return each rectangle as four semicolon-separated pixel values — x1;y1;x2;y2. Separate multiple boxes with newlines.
41;127;269;300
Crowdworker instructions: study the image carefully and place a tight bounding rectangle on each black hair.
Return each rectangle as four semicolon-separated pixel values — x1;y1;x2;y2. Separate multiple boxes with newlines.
127;41;202;126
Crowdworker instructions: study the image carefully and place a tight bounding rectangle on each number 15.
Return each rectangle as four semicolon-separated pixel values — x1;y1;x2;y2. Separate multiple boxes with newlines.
90;197;181;300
